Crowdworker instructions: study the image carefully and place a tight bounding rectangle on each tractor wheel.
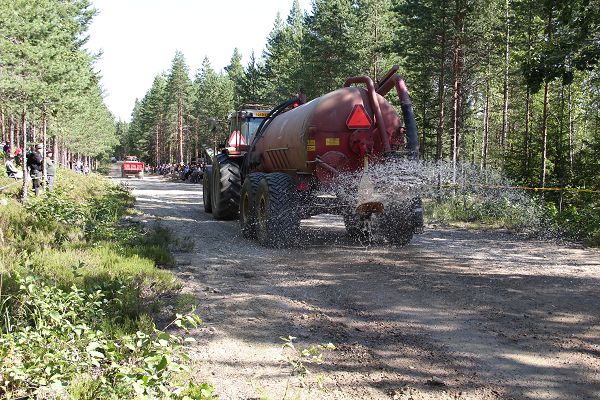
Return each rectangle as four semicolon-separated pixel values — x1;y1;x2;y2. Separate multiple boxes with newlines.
202;168;212;213
210;155;241;220
239;172;265;239
255;173;300;248
380;202;414;246
343;213;371;241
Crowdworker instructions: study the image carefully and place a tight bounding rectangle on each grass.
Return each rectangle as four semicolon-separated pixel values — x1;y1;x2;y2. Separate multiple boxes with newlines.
0;168;214;399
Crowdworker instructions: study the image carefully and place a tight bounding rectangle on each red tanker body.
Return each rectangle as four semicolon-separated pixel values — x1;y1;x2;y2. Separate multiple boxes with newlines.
203;66;423;247
252;86;405;183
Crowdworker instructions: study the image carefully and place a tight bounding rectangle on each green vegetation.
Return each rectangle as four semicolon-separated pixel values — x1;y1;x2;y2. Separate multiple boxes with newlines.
0;172;214;399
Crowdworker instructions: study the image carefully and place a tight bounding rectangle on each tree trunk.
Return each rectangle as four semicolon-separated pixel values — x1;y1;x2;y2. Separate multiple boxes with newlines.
31;112;36;145
540;80;550;188
42;105;47;192
435;9;447;161
53;136;59;164
451;0;464;185
15;115;20;149
155;123;160;167
420;105;427;159
568;83;574;178
0;108;5;142
20;109;28;203
9;115;15;147
501;0;510;160
177;97;184;163
540;8;553;189
481;74;490;171
524;87;531;181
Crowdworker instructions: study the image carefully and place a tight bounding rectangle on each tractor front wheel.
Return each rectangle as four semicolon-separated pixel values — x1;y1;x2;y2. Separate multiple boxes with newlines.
210;155;241;220
202;168;212;213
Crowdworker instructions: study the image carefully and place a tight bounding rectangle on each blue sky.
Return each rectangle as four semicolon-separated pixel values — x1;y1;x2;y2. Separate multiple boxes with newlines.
87;0;312;121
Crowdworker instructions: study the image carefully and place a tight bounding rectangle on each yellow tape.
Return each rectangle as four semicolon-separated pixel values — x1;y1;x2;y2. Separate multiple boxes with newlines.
325;138;339;146
441;183;600;194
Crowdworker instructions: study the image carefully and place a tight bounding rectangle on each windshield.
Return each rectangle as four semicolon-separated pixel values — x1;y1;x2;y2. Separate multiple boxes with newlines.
242;117;265;142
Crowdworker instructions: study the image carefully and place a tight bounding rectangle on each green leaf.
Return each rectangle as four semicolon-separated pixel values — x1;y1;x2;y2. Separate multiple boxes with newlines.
89;350;104;359
156;356;168;371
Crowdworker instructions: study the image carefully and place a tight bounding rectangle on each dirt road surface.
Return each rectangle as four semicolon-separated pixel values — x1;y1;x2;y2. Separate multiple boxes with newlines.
122;175;600;400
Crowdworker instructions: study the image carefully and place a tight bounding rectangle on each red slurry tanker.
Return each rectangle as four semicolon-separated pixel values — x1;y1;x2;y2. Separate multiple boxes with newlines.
203;66;424;247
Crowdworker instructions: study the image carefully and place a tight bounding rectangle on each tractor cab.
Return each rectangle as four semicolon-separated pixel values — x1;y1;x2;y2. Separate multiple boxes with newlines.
226;105;271;154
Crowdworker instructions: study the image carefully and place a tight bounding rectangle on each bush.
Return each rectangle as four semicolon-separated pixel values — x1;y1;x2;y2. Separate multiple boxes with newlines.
0;273;213;399
0;170;212;399
547;202;600;245
425;191;543;232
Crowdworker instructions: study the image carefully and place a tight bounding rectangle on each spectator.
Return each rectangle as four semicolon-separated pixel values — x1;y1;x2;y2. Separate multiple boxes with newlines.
83;164;90;175
4;152;23;179
14;148;23;165
27;144;44;196
45;151;56;191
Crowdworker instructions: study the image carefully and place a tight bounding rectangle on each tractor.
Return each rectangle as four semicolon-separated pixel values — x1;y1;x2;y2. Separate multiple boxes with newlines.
203;66;424;247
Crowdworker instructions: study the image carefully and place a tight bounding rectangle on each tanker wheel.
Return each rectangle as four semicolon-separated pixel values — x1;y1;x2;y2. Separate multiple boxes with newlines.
240;172;265;239
343;213;371;241
381;203;414;246
255;173;300;248
211;155;241;220
202;169;212;213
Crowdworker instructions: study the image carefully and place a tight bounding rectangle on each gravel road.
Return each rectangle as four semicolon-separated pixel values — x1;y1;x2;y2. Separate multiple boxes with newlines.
124;175;600;400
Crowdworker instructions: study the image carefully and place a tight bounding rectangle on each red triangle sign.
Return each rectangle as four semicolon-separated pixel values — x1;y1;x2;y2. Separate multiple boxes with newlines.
228;130;247;147
346;104;372;130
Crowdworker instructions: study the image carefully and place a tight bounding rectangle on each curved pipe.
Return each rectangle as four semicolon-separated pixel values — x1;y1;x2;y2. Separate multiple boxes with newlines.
375;69;419;158
395;79;419;158
344;76;392;154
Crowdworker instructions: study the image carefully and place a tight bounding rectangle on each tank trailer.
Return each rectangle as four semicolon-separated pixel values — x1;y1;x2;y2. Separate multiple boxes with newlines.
203;66;424;247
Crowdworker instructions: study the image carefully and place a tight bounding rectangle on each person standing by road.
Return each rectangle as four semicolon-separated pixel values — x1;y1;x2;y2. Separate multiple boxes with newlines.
45;150;56;191
27;144;44;196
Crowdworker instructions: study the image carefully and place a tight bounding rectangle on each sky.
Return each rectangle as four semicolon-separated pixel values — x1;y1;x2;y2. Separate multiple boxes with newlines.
86;0;312;122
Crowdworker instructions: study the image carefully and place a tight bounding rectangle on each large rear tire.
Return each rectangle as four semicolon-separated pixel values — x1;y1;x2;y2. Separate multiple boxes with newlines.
240;172;265;239
380;202;414;246
211;155;241;220
343;213;371;241
255;173;300;248
202;168;212;213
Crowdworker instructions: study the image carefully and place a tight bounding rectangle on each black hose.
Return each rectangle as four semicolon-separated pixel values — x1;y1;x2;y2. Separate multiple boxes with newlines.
243;98;300;174
401;102;419;158
251;97;300;147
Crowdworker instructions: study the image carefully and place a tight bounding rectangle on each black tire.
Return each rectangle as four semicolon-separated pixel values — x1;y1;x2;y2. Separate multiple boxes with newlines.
343;213;371;241
202;168;212;213
380;202;414;246
240;172;265;239
210;155;241;220
255;173;300;248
